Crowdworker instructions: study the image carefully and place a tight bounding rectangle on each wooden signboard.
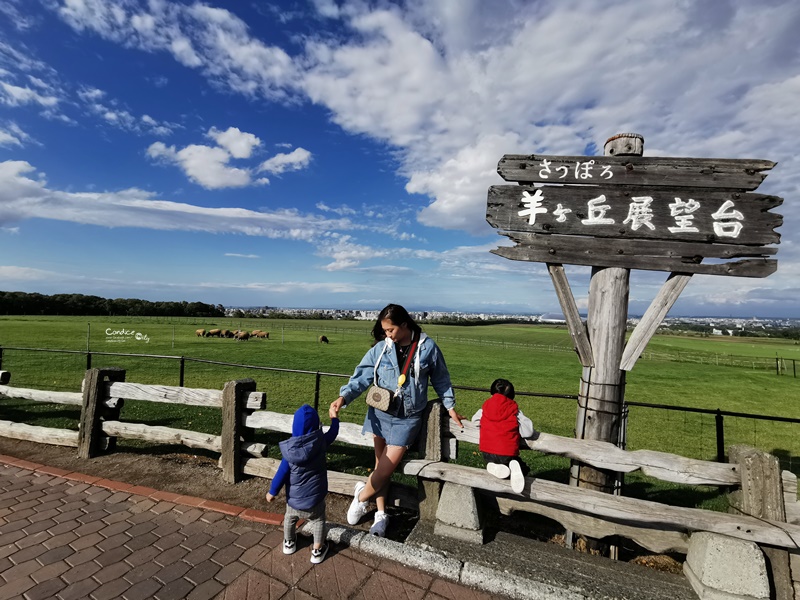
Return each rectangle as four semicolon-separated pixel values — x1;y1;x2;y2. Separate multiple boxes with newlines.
487;155;783;277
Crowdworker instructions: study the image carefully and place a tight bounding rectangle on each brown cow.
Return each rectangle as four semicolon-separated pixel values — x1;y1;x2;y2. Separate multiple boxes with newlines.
206;329;221;337
196;329;206;337
256;331;269;339
235;331;250;341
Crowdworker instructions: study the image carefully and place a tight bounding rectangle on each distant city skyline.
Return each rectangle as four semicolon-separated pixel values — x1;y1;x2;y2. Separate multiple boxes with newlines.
1;2;798;318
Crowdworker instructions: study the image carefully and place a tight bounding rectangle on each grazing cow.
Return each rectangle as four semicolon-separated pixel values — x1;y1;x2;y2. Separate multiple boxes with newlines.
221;329;234;338
319;335;329;344
256;331;269;339
251;330;262;337
206;329;222;337
196;329;206;337
235;331;250;341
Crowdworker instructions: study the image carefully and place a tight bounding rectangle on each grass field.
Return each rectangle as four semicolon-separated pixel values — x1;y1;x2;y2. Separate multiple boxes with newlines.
1;315;798;510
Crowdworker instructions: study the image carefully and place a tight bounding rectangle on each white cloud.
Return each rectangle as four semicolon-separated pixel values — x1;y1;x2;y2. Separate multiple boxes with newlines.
148;127;305;189
0;160;351;241
0;122;30;147
147;141;256;189
208;126;261;159
78;85;179;136
0;81;59;107
225;253;260;259
259;147;312;175
0;265;60;280
57;0;298;99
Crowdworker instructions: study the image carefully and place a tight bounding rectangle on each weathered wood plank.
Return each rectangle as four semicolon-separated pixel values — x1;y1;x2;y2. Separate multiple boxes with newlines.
0;385;82;406
495;496;689;554
100;421;221;452
497;154;775;189
241;457;418;509
783;470;800;525
492;244;777;278
245;410;371;448
487;185;782;246
620;273;693;371
403;460;800;549
447;421;740;486
106;381;265;410
502;231;778;259
546;264;593;367
0;420;78;447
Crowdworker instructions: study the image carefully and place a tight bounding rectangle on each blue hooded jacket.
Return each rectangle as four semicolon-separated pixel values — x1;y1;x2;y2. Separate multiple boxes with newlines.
269;404;339;511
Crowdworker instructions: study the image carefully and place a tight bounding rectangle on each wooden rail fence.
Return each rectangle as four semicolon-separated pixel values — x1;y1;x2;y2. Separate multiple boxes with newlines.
1;367;800;575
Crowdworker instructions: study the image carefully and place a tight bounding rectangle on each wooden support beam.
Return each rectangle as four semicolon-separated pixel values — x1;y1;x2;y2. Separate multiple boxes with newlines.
547;263;593;367
620;273;692;371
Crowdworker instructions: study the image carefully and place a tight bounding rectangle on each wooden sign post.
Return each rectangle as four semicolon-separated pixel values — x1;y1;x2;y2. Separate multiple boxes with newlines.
486;133;783;555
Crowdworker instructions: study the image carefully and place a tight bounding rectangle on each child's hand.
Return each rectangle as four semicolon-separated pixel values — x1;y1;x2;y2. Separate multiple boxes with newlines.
265;492;274;503
329;397;344;419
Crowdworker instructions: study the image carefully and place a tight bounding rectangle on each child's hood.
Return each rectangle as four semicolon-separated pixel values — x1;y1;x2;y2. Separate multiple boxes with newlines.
280;404;324;466
292;404;320;435
483;393;518;420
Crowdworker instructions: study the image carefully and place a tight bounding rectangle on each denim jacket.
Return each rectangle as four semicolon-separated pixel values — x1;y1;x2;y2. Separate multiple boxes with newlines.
339;333;455;416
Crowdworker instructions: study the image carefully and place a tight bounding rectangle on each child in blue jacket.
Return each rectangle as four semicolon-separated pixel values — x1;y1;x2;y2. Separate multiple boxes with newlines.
266;403;339;564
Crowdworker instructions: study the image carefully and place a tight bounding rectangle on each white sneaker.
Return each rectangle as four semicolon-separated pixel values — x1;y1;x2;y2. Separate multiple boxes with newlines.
347;481;369;525
283;539;296;555
486;462;510;479
310;543;329;564
509;459;525;494
369;511;389;537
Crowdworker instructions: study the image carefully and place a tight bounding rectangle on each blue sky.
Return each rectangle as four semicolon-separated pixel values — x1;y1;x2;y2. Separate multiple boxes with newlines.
0;0;798;317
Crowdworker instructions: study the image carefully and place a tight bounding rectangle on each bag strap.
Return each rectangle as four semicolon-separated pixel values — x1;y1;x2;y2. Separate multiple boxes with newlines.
400;337;419;378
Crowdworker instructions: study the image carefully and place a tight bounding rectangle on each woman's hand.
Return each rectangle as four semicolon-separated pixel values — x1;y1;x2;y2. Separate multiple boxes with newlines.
265;492;274;503
448;408;465;428
330;397;345;419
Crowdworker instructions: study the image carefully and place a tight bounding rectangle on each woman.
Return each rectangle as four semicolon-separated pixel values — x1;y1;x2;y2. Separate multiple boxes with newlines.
330;304;464;537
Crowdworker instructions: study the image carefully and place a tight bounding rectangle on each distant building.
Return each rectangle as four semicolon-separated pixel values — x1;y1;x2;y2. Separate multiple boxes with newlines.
539;312;567;324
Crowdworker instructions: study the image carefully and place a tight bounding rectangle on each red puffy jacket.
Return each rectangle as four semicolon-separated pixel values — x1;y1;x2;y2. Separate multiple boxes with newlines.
479;393;521;457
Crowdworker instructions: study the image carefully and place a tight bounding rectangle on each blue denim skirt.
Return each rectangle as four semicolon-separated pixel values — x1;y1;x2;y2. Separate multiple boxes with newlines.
362;406;423;447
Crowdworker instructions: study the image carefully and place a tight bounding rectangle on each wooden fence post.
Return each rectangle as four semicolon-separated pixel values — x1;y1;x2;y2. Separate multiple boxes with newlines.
728;445;793;600
221;378;256;484
417;401;443;521
77;368;126;459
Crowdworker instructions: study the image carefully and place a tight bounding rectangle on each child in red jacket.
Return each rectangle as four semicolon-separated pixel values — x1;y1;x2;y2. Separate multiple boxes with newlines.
471;378;534;493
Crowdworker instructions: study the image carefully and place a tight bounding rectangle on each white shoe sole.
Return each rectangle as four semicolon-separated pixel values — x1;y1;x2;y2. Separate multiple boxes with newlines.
487;462;510;479
509;459;525;494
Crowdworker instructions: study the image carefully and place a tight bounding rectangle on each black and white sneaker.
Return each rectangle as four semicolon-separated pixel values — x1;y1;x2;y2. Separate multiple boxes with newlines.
310;543;329;564
283;539;296;555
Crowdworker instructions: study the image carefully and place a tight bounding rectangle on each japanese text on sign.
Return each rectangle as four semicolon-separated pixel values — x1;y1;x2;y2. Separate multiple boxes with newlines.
537;159;614;181
518;190;745;238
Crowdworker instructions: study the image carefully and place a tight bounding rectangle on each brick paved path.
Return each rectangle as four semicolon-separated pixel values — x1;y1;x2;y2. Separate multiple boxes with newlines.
0;457;495;600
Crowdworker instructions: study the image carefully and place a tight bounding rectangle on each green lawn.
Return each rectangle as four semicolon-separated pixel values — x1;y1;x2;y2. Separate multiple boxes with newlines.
1;315;798;510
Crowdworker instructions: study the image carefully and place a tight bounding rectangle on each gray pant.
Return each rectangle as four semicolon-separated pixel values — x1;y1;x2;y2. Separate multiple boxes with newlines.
284;498;326;547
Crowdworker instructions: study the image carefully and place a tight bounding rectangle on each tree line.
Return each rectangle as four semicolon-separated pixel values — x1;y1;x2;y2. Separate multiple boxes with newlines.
0;291;225;318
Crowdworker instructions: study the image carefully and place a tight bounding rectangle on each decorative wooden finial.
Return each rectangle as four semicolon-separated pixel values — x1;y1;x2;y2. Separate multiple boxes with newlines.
604;133;644;157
